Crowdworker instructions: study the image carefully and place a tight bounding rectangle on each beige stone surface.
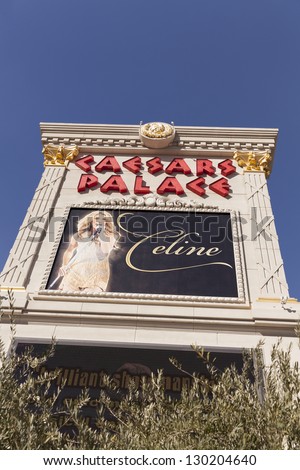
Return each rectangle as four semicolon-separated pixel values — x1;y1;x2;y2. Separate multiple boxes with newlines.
1;122;297;364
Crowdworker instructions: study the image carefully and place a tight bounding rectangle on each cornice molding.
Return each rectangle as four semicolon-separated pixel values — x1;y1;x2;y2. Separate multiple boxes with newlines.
1;307;298;337
40;123;278;157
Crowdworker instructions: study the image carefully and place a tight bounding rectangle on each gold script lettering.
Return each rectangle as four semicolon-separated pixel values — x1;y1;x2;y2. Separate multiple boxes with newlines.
116;213;233;273
153;233;222;256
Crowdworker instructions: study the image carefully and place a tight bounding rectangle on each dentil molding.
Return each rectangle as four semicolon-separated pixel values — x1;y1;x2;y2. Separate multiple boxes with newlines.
40;123;278;158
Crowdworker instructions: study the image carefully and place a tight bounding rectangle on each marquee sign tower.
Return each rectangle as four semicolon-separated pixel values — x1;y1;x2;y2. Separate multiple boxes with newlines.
1;122;299;415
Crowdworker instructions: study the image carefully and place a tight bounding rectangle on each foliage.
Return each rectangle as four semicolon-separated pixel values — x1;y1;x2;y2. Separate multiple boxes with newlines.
0;339;300;450
1;292;300;449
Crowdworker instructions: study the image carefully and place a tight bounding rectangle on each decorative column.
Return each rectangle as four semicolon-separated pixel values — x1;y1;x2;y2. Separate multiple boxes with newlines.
234;151;289;298
0;145;78;288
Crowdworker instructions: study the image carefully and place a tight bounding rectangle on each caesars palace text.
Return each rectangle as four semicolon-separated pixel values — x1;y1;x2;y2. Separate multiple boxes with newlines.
75;155;237;198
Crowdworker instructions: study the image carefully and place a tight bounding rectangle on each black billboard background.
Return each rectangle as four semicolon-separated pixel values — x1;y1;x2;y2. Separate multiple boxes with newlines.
47;208;238;298
16;343;244;428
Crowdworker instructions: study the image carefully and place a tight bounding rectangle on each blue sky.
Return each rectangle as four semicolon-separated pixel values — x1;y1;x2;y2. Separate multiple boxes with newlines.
0;0;299;299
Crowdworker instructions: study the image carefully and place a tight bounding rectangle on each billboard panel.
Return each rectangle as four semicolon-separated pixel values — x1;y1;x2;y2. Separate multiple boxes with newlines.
46;208;239;299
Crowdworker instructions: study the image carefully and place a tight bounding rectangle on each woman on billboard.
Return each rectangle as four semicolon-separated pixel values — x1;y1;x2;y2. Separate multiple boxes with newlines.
57;210;117;292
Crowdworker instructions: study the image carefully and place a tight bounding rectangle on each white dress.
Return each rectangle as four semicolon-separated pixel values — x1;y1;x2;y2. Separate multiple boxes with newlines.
60;238;109;292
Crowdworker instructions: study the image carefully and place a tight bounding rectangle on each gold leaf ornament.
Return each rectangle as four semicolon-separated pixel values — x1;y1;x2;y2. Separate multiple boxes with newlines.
233;151;273;178
43;144;79;167
141;122;173;139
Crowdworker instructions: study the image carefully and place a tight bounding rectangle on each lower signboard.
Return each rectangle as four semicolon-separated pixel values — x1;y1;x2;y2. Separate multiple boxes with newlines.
46;208;239;299
16;343;244;428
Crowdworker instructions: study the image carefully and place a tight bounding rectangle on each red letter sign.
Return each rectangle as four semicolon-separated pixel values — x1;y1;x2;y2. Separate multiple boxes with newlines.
196;159;215;176
100;175;128;193
157;177;185;195
75;155;95;172
209;178;230;197
186;177;206;196
165;158;192;175
95;156;121;173
134;176;151;195
77;174;98;193
218;159;236;177
146;157;164;174
123;156;142;174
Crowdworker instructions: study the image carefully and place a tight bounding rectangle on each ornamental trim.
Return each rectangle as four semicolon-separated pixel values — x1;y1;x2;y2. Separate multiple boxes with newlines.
39;196;247;306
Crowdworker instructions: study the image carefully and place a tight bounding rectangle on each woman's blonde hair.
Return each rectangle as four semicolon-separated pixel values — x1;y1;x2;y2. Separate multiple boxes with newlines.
77;210;114;239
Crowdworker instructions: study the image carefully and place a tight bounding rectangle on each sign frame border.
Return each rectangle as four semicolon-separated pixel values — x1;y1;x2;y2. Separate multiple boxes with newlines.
39;196;247;305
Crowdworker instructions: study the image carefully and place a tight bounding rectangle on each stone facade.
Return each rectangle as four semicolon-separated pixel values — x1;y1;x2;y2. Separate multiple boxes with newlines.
0;123;298;364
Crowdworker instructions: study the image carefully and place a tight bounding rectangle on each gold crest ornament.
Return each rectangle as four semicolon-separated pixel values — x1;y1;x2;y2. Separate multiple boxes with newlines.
140;122;175;148
43;144;79;167
233;150;273;178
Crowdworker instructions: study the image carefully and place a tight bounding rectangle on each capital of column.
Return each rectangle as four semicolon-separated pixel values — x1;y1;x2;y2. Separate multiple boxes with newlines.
233;150;273;178
42;143;79;167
